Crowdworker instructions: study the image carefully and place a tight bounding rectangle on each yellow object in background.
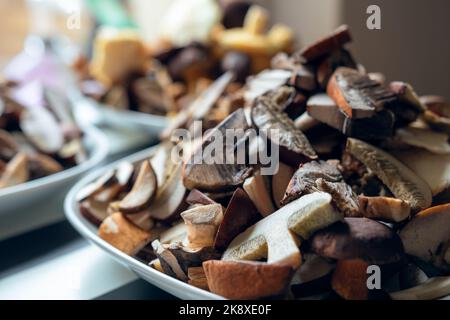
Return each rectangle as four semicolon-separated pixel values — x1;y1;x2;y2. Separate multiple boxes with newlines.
90;28;147;86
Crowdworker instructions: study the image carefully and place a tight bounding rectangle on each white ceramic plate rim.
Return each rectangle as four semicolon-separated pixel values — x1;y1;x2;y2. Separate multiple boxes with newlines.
0;126;109;198
64;147;224;300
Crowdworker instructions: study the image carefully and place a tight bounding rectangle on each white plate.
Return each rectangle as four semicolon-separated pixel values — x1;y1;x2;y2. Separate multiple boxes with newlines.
64;147;450;300
0;127;109;215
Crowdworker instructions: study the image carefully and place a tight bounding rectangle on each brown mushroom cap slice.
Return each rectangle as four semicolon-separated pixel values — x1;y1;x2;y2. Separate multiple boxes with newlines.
0;152;29;188
400;204;450;272
98;212;154;255
159;222;188;245
214;188;261;250
311;217;405;265
223;192;341;268
186;189;216;206
79;199;109;226
119;160;157;214
125;209;155;231
183;109;253;192
251;96;317;166
181;204;224;249
271;162;295;209
358;196;411;222
203;260;294;299
27;153;63;179
346;138;432;212
243;174;275;217
76;169;116;202
331;259;370;300
148;162;188;221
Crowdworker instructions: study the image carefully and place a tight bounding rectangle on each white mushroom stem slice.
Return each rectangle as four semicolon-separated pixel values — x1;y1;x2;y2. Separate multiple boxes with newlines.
358;196;411;222
390;276;450;300
243;174;275;217
159;222;188;245
395;127;450;154
393;149;450;196
0;152;29;188
272;163;295;209
181;204;224;249
98;212;153;255
223;192;342;269
346;138;432;211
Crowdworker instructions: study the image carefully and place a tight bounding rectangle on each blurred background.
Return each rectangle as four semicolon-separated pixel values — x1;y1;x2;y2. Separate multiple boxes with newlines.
1;0;449;98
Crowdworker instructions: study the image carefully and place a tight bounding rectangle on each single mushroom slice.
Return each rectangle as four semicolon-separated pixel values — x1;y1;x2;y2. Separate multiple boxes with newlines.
251;96;317;167
125;209;155;231
203;260;294;299
223;192;342;269
183;109;253;192
0;129;18;160
358;196;411;222
393;148;450;197
0;152;29;188
187;267;209;291
119;160;157;214
186;189;217;206
181;204;224;249
394;127;450;155
400;204;450;272
271;162;295;208
153;240;221;281
420;95;450;118
76;169;116;202
310;217;405;300
243;174;275;217
79;199;109;226
159;222;188;245
27;153;63;179
148;162;188;221
98;212;154;255
214;188;261;250
291;254;335;287
422;110;450;134
346;138;432;212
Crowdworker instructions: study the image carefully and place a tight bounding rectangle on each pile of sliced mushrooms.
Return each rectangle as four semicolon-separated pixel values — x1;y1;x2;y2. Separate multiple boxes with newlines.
78;25;450;300
0;79;87;190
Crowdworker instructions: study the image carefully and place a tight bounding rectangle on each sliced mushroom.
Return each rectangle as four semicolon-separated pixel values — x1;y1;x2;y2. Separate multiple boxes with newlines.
393;148;450;196
316;178;360;218
181;204;224;249
214;188;261;250
0;152;28;188
421;110;450;134
271;162;295;208
346;138;432;212
27;153;63;179
125;209;155;231
400;204;450;272
183;109;253;192
244;69;291;103
0;129;18;160
291;254;335;288
243;174;275;217
331;259;370;300
251;96;317;166
390;276;450;300
159;222;188;245
187;267;209;291
223;192;341;268
98;212;154;255
394;127;450;155
327;67;398;119
186;189;217;206
203;260;294;299
148;162;188;221
119;160;157;214
20;108;64;154
358;196;411;222
153;240;220;280
79;199;109;226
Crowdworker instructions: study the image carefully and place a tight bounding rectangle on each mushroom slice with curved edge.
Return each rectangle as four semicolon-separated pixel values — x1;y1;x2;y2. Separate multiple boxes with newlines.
358;196;411;222
271;162;295;209
159;222;188;245
186;189;216;206
148;162;188;221
98;212;154;255
400;204;450;272
394;127;450;155
0;129;18;160
79;199;109;226
214;188;260;250
181;204;224;249
243;174;275;217
390;276;450;300
223;192;342;269
152;240;221;281
119;160;157;214
310;217;405;300
125;209;155;232
76;169;116;202
203;260;294;300
291;254;335;286
20;108;64;154
251;96;317;167
346;138;432;212
183;109;253;192
27;153;63;179
0;152;28;188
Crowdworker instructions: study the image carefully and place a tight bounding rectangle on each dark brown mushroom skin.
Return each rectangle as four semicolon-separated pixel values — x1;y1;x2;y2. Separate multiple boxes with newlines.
310;217;405;265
